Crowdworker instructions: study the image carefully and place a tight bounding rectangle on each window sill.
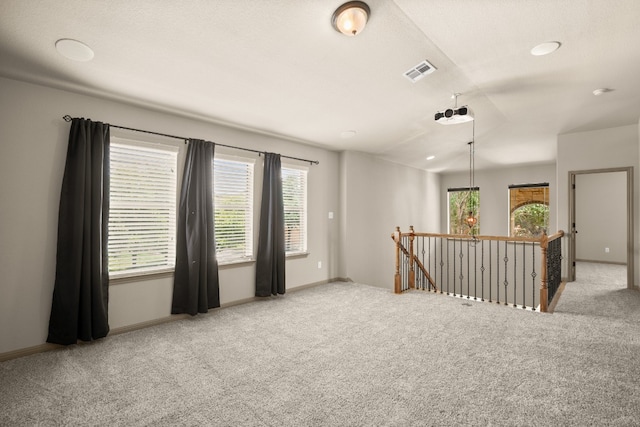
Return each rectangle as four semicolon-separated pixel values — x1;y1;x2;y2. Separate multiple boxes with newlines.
109;268;174;285
286;252;309;259
219;258;255;269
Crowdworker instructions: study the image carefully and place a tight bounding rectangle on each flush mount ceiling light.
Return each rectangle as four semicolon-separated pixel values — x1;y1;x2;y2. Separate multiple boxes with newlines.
593;88;613;96
340;130;357;139
435;93;474;125
530;41;561;56
332;1;370;36
55;38;94;62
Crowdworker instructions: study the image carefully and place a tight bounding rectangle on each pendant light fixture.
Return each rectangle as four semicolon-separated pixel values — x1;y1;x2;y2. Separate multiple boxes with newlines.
465;121;477;232
332;1;370;36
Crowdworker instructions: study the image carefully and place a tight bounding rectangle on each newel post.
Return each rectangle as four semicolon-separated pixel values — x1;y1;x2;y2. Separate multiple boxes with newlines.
409;225;415;289
393;226;401;294
539;232;549;313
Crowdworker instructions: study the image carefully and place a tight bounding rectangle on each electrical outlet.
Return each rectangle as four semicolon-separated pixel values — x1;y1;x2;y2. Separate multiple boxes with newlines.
605;247;610;253
328;212;334;219
317;261;322;269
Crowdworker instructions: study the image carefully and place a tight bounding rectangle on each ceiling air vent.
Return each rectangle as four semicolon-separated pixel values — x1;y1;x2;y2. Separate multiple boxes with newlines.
404;60;437;83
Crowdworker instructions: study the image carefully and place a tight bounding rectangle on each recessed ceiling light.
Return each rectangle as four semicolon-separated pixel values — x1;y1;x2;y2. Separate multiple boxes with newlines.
593;88;613;96
340;130;357;139
426;155;435;161
530;41;561;56
55;38;94;62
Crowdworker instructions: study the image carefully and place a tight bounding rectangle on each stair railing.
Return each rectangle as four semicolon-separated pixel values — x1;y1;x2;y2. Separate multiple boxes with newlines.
392;226;564;312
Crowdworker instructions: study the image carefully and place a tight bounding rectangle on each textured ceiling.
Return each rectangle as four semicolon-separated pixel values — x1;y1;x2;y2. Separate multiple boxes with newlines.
1;0;639;172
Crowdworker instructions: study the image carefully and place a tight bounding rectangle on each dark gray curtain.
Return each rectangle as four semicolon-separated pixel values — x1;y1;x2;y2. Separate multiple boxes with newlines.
172;139;220;315
47;118;110;345
255;153;285;296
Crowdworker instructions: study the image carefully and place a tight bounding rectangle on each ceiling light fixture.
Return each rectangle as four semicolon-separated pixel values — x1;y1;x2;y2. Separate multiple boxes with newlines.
332;1;370;36
55;38;94;62
593;88;613;96
530;41;561;56
340;130;357;139
435;93;474;125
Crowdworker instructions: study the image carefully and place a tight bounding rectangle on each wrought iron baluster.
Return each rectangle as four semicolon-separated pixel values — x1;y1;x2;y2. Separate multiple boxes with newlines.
521;241;526;309
427;236;431;291
436;237;444;294
531;242;537;311
489;240;492;303
473;239;478;300
513;240;517;308
458;239;464;297
446;238;450;295
496;240;500;304
503;240;509;305
480;240;485;301
466;239;470;299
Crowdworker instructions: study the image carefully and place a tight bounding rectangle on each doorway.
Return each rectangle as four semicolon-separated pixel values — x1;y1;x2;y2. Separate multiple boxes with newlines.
568;167;634;289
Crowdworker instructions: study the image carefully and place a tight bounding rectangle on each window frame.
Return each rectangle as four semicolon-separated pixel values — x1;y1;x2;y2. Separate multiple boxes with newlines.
508;183;549;238
281;163;308;257
447;186;480;235
108;137;180;279
213;154;256;265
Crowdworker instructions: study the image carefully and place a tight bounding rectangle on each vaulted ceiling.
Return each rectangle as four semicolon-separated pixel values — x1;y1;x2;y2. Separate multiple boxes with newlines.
1;0;639;172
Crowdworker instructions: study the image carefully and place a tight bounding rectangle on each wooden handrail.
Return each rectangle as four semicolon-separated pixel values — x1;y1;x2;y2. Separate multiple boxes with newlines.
393;230;565;245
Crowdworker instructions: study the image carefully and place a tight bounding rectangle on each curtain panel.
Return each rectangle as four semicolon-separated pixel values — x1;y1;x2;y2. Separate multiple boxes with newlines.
47;118;110;345
172;139;220;315
255;152;285;296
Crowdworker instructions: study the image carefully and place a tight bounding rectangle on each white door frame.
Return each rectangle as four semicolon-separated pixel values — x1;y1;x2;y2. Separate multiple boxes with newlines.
568;167;634;289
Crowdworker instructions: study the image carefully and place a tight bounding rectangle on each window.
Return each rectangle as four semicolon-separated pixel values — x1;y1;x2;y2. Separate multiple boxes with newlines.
108;139;178;276
282;165;308;255
509;183;549;238
214;156;254;263
448;187;480;235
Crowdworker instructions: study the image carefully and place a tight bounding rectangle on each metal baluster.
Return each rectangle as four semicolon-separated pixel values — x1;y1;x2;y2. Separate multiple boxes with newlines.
466;239;470;299
421;236;426;291
521;241;526;309
531;242;537;311
452;239;457;296
513;240;517;308
446;238;450;295
458;239;464;297
496;240;500;304
480;240;485;301
474;239;478;300
504;241;509;305
436;237;444;294
404;236;409;292
488;240;492;303
427;236;431;291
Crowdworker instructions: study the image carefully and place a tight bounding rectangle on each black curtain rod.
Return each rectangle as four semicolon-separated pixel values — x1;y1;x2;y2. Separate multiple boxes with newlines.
62;115;319;165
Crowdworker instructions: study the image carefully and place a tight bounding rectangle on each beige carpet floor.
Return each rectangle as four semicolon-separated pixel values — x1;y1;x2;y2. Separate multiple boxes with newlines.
1;262;639;426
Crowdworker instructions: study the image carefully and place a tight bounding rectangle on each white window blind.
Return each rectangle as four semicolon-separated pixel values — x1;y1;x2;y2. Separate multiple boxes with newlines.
214;157;254;263
282;166;308;255
108;141;178;276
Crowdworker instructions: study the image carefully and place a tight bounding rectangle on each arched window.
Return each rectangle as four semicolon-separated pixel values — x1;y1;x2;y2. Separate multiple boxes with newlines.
509;184;549;237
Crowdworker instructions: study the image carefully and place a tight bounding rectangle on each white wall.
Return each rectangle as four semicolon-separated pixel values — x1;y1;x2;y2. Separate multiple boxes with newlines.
439;164;557;236
575;172;627;263
557;124;639;286
339;151;440;288
0;77;340;354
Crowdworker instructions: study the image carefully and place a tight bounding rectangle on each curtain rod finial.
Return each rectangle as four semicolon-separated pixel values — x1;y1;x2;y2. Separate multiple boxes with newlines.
63;115;72;122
